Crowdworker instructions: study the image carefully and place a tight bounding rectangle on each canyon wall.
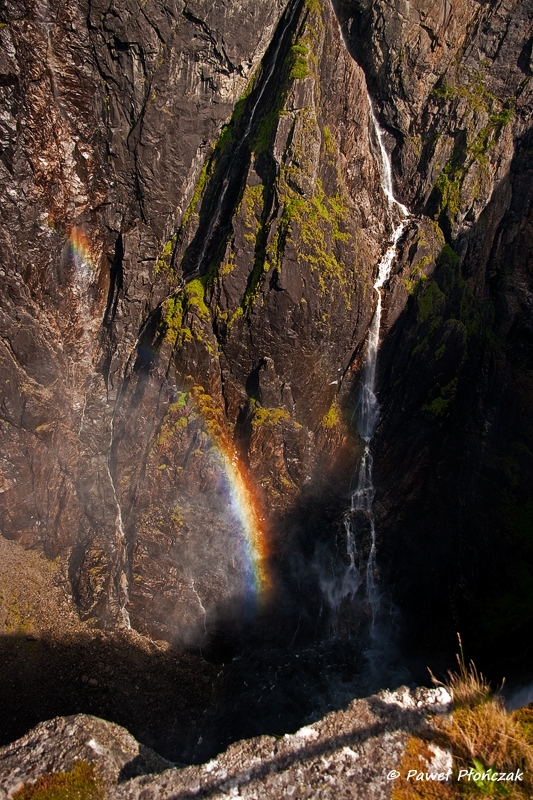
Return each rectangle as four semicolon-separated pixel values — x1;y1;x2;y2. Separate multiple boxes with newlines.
1;0;532;674
338;0;533;671
0;0;388;641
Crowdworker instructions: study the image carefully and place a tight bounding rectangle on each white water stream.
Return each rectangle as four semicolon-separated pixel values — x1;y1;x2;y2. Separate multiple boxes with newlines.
347;95;410;628
106;388;132;630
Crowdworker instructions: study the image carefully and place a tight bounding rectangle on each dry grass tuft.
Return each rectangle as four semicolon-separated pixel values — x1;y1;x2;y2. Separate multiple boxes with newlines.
436;698;533;775
439;660;492;710
432;638;533;780
394;636;533;799
429;635;492;710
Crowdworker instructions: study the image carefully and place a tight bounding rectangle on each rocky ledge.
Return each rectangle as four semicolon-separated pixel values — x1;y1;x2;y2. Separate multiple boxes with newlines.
0;687;452;800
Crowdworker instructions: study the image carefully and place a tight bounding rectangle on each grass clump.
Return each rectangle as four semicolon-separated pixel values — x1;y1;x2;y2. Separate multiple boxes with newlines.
434;655;533;781
185;279;210;320
438;641;493;709
394;638;533;798
289;44;309;81
252;406;290;427
14;761;103;800
161;295;184;345
435;639;533;797
155;236;177;276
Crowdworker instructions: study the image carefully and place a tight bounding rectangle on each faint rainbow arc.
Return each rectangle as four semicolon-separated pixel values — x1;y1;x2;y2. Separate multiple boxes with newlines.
188;386;272;606
219;444;272;603
46;219;96;270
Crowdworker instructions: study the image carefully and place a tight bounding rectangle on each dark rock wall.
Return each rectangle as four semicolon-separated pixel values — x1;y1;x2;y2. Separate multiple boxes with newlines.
0;0;300;628
338;0;533;672
1;0;532;674
100;0;392;642
0;0;389;640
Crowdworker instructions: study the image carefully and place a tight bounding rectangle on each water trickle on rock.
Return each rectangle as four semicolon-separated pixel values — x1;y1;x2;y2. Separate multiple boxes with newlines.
106;391;132;631
194;0;301;274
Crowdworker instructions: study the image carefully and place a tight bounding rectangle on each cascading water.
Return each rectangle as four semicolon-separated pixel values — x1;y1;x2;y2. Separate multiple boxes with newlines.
344;95;410;630
106;411;131;630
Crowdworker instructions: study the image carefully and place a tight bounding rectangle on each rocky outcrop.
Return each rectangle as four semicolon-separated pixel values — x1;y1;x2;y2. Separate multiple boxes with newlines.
0;688;452;799
0;715;172;792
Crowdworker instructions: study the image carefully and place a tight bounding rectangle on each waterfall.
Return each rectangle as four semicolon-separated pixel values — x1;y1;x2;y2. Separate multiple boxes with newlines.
106;401;131;630
369;104;409;217
189;578;208;639
349;95;409;627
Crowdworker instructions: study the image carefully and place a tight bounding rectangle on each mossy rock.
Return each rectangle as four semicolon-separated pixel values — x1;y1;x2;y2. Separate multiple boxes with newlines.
14;761;103;800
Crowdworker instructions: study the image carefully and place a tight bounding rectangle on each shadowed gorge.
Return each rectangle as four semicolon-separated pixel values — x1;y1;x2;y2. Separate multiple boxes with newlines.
1;0;533;789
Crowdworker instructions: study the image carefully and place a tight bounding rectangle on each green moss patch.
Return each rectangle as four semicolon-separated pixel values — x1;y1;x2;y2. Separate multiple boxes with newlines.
252;406;291;427
429;65;517;224
321;403;339;429
155;236;177;277
14;761;103;800
161;296;184;345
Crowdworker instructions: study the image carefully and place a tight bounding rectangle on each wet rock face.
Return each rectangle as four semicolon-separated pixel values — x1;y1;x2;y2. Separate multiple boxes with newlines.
115;0;390;642
0;0;387;638
0;0;289;626
1;0;532;674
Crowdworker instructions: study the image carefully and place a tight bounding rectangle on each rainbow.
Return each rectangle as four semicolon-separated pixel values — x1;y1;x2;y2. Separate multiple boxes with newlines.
42;226;270;606
46;219;95;271
217;444;272;607
189;386;272;609
66;227;95;270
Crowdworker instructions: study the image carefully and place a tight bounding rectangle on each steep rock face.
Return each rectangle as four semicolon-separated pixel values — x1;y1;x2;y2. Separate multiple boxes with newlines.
0;0;391;639
337;0;533;671
0;0;294;628
2;0;532;677
110;0;390;643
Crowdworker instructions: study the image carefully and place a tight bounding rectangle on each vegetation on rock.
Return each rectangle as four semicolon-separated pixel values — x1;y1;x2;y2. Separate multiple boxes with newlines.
14;762;103;800
394;644;533;799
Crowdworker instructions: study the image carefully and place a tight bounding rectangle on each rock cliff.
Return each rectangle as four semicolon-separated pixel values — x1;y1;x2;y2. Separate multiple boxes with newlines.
0;0;388;640
337;0;533;673
1;0;533;747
